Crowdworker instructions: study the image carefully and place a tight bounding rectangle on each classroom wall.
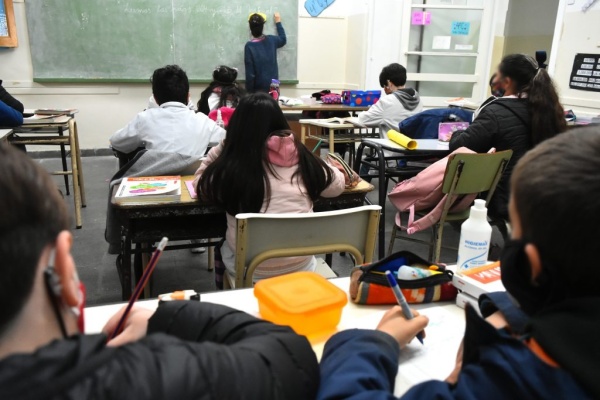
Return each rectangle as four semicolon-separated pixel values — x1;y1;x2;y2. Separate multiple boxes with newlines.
503;0;559;58
551;0;600;114
0;0;368;150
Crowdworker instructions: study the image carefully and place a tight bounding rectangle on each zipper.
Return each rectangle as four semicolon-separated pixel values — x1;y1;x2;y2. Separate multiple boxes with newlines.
360;269;453;289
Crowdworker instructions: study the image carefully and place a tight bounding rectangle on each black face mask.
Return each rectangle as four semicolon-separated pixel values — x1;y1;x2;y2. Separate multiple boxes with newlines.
500;240;562;316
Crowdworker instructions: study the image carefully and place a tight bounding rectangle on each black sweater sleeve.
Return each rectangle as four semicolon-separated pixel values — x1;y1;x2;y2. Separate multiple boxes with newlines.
449;107;498;153
0;81;24;113
144;301;319;400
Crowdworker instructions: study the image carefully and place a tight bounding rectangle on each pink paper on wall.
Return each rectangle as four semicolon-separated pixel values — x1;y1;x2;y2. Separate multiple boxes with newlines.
411;11;431;26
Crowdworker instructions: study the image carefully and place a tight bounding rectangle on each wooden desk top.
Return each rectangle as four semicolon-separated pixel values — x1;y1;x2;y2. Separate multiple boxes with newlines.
364;138;451;153
281;103;370;112
112;176;375;209
0;129;13;141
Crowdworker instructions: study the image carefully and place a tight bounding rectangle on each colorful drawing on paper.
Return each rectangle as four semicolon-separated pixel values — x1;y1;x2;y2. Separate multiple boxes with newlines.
0;1;8;37
451;21;470;35
129;182;169;194
411;11;431;25
304;0;336;17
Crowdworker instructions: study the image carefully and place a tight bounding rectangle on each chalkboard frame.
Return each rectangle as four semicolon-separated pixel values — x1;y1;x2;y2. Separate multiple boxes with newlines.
0;0;18;47
33;78;300;84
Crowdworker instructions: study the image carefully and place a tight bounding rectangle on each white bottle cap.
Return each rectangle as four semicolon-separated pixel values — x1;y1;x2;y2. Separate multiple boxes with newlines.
470;199;488;220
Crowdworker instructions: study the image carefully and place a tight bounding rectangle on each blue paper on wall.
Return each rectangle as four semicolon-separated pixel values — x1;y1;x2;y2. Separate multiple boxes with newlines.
451;21;470;35
305;0;336;17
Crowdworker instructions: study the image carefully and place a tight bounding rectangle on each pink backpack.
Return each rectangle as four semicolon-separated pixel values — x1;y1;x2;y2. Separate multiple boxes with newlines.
388;147;477;234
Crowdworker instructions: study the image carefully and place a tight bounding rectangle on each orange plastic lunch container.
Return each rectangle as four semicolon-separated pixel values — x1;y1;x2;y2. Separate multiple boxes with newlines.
254;271;348;339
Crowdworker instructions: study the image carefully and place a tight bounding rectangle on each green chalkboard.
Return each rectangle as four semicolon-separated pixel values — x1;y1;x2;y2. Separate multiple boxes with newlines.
25;0;298;83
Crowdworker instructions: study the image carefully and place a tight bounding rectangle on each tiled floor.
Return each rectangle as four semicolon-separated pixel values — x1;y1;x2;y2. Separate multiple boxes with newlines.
39;155;504;306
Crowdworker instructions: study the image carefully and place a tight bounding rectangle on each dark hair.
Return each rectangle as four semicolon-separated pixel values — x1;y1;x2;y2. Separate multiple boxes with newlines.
512;127;600;296
151;65;190;105
498;54;567;145
379;63;407;88
197;66;243;115
0;144;70;334
199;93;334;215
249;13;265;38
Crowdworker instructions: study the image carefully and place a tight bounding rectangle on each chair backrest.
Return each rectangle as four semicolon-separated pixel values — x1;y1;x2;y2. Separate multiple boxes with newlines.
234;205;381;288
442;150;513;197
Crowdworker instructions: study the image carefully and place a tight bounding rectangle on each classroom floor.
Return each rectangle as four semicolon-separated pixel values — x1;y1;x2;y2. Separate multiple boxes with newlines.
39;155;504;307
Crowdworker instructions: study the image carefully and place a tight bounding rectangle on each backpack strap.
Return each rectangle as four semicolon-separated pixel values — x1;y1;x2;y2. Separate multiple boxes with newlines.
7;344;117;400
492;100;530;129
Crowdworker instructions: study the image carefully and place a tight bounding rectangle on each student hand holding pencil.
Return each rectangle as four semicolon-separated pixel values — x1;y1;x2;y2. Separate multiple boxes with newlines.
102;306;154;347
376;306;429;349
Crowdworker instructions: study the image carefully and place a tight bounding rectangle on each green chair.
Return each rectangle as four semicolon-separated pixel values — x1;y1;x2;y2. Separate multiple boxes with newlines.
388;150;513;263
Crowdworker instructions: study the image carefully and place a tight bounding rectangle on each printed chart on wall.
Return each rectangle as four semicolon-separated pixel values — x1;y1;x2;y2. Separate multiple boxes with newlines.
0;1;8;37
569;54;600;92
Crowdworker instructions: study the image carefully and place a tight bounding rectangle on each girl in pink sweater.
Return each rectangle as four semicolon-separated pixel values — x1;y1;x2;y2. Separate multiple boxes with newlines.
195;93;345;284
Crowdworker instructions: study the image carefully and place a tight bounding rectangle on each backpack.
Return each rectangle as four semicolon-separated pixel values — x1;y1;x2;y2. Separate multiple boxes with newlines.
388;147;478;234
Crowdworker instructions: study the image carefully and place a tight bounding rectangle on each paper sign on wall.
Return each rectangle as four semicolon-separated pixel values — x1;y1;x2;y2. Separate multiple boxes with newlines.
411;11;431;25
304;0;336;17
432;36;451;50
569;53;600;92
451;21;470;35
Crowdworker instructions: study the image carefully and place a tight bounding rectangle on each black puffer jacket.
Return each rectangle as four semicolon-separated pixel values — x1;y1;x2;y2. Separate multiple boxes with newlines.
450;97;531;219
0;302;319;400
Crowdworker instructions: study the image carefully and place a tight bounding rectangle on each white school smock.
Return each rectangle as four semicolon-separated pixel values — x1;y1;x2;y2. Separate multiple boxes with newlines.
110;102;225;158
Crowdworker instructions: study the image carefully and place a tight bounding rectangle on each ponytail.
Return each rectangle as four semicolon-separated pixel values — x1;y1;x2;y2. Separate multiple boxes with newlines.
499;54;567;145
528;68;567;145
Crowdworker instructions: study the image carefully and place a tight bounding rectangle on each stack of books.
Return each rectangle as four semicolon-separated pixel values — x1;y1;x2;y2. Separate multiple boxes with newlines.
115;176;181;204
452;262;504;312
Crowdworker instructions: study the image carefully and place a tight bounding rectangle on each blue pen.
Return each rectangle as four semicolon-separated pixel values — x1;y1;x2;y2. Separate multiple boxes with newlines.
384;270;424;345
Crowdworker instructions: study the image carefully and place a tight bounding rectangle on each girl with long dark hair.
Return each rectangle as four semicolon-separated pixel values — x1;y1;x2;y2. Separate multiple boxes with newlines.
450;53;567;219
195;93;345;282
197;65;242;115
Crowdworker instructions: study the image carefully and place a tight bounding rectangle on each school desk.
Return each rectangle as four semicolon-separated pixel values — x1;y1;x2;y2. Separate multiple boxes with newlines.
9;114;86;229
280;103;370;113
110;177;375;300
0;129;13;143
85;276;466;397
298;119;380;166
354;139;452;259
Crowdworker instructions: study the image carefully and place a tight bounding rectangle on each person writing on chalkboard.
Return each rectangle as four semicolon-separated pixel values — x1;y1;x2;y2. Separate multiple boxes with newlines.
197;65;243;115
244;12;287;93
110;65;225;166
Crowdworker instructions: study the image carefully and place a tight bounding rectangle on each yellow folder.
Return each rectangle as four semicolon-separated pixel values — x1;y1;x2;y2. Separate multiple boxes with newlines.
387;130;417;150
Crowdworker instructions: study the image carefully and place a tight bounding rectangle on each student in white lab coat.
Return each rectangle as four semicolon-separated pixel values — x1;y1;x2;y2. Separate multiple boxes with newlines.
358;63;423;137
110;65;225;162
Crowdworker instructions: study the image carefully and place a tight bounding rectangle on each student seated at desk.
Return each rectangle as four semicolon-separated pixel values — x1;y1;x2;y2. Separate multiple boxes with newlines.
197;65;242;115
358;63;422;135
449;54;567;220
0;80;24;115
0;144;319;400
110;65;225;163
318;129;600;399
0;100;23;127
196;93;345;287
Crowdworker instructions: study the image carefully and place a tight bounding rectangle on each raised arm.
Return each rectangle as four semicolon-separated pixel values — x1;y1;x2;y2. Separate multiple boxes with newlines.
0;100;23;127
0;82;24;113
274;13;287;48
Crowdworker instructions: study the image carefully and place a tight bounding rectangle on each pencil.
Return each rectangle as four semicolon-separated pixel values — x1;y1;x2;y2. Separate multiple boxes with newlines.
385;270;424;345
110;237;168;340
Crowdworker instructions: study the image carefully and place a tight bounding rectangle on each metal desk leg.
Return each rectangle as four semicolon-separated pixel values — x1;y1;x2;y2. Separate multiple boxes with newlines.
121;235;133;300
68;123;83;228
375;144;387;260
329;128;335;154
325;253;333;266
58;126;70;195
208;246;215;271
70;119;86;207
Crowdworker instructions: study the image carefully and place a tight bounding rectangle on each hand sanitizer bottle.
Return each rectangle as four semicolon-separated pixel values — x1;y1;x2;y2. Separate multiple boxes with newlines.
457;199;492;271
216;109;225;129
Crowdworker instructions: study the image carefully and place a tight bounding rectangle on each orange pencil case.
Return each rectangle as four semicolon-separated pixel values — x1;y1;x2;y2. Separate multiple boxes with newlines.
350;251;458;305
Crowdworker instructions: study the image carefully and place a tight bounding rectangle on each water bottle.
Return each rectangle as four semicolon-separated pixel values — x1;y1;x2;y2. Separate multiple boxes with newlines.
269;79;280;100
216;109;225;129
457;199;492;271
